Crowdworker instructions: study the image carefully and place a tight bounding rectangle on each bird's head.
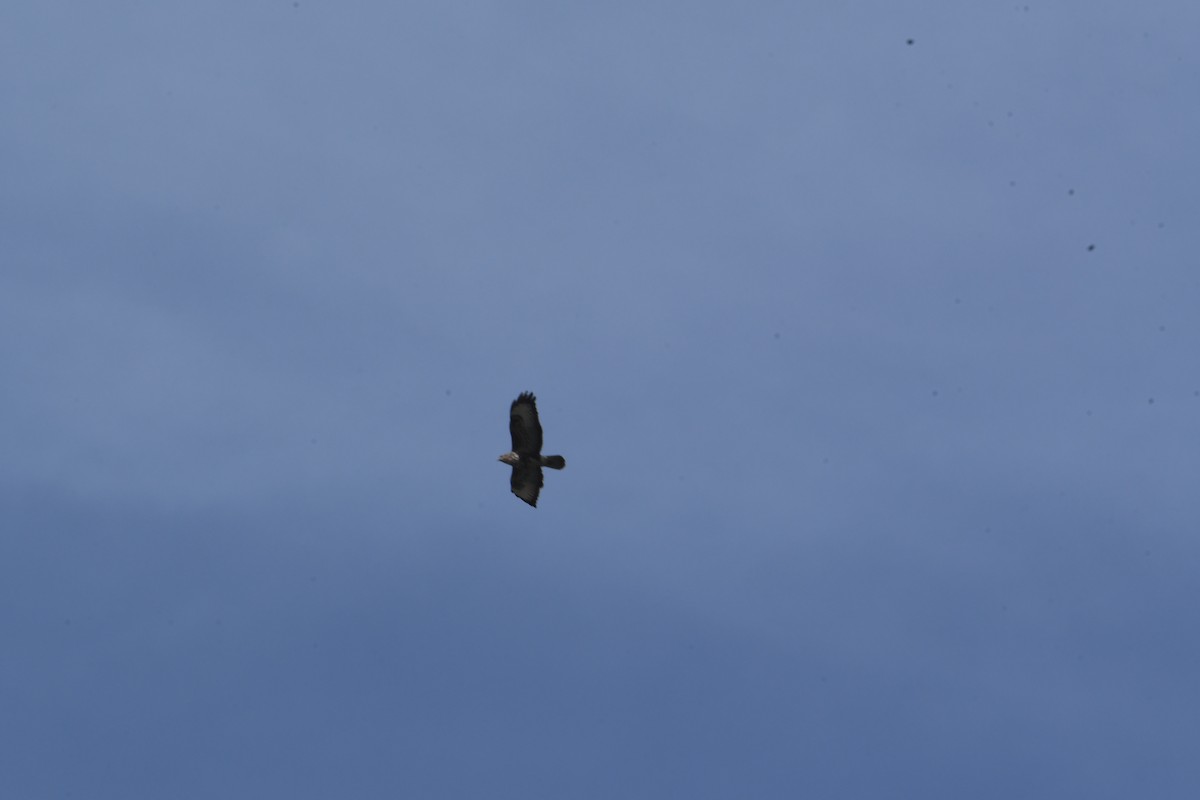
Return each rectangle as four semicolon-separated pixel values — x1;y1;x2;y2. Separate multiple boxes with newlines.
498;452;519;465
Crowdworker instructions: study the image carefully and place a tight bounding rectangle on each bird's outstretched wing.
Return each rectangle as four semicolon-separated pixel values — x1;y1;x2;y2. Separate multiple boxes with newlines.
510;461;544;507
509;392;543;455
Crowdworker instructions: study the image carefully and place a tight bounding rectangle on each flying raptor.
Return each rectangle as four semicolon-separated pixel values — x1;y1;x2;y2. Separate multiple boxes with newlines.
498;392;566;507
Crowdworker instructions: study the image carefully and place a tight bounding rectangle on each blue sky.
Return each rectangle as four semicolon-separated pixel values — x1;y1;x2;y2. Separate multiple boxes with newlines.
3;2;1199;797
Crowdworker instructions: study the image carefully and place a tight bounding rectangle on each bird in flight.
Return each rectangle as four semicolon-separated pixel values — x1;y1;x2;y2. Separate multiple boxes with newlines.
498;392;566;507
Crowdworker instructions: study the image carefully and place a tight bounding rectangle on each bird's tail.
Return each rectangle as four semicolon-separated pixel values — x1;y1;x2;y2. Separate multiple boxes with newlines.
542;455;566;470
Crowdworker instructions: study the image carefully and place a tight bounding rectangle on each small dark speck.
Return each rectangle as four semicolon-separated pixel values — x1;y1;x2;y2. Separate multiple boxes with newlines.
773;332;781;340
1144;550;1152;557
64;619;72;626
1086;409;1093;416
445;389;452;396
906;38;914;45
1087;244;1095;251
1148;397;1155;405
1158;325;1166;332
931;389;940;397
1157;222;1165;229
1067;188;1075;195
1008;180;1016;187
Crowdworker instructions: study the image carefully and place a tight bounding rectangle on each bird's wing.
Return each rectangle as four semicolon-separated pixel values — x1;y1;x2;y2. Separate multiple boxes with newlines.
510;462;544;507
509;392;543;454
